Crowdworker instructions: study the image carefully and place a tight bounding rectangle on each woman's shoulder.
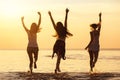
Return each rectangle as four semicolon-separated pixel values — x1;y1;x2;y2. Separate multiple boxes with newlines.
90;31;93;33
90;31;98;35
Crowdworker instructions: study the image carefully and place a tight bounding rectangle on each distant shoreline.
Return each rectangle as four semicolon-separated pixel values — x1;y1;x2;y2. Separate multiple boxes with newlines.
0;48;120;51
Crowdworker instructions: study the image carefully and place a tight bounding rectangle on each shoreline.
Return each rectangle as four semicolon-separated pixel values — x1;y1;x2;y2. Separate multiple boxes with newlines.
0;72;120;80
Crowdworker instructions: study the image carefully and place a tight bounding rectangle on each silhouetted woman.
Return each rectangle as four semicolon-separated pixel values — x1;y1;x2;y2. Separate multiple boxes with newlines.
85;13;102;72
21;12;41;74
48;8;73;74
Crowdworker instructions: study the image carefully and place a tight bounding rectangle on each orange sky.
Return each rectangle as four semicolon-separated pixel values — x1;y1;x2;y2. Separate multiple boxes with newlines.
0;0;120;49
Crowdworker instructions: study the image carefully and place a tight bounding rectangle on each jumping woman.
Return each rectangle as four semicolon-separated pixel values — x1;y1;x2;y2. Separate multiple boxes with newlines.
48;8;73;74
21;12;41;74
85;12;102;72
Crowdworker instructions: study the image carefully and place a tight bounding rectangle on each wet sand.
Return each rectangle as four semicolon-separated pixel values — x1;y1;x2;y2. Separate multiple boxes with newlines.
0;72;120;80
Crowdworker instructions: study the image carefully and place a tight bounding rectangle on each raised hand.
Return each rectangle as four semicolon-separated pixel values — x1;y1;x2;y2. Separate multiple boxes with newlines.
21;16;24;21
99;12;102;17
38;12;41;15
48;11;51;15
66;8;69;13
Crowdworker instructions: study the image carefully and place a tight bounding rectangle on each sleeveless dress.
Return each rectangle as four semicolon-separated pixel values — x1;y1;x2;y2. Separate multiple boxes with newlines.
53;37;66;60
88;30;100;51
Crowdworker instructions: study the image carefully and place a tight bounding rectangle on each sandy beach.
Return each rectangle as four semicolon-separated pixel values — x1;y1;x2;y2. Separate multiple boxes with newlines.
0;72;120;80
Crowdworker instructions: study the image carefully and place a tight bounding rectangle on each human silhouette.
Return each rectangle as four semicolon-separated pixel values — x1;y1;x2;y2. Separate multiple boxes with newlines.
85;12;102;72
48;8;73;74
21;12;41;74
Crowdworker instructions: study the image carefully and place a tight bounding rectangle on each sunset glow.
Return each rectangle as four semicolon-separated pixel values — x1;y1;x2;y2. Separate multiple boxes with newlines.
0;0;120;49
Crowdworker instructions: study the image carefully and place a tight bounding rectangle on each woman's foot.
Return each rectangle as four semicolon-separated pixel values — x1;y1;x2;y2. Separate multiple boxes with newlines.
55;69;57;74
62;56;66;60
90;66;93;72
27;70;32;75
58;68;61;72
54;68;61;74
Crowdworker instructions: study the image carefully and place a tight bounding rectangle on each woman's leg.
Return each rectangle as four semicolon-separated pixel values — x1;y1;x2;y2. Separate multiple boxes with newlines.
55;53;61;74
27;47;33;73
93;51;99;68
33;47;38;68
27;52;33;73
88;50;94;71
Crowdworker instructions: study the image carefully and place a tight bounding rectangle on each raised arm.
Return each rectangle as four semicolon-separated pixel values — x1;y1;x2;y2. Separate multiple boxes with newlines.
98;12;102;31
48;11;56;30
99;12;102;22
37;12;41;28
64;8;69;28
21;17;29;32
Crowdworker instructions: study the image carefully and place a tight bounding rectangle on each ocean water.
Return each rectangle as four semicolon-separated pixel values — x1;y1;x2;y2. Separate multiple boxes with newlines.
0;50;120;73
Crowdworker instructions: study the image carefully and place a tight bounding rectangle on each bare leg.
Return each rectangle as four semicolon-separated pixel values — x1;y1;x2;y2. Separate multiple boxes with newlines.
88;51;94;72
93;51;99;68
55;53;61;74
28;53;33;74
34;52;38;69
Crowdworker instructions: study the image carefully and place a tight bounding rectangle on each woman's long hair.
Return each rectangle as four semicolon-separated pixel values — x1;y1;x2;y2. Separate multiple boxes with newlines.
53;22;73;38
30;23;40;33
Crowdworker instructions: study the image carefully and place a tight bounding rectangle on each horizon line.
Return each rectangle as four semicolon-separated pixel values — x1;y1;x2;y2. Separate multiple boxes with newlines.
0;48;120;50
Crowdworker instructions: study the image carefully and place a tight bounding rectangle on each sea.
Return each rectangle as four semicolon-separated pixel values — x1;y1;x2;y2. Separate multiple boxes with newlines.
0;50;120;73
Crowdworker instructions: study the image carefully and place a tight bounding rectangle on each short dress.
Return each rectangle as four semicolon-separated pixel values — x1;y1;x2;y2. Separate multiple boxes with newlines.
53;38;66;60
88;31;100;51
